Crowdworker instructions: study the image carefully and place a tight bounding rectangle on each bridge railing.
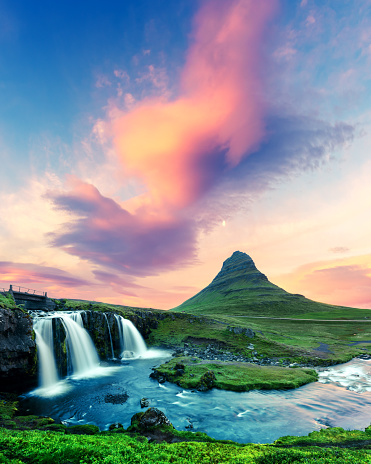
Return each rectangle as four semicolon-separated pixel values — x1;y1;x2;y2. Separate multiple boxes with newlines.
9;285;47;297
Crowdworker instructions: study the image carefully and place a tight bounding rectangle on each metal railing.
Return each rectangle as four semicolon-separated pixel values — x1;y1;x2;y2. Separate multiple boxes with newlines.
8;285;47;297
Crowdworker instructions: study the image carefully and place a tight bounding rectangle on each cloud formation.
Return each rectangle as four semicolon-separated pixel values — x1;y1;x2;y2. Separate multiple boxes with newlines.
112;0;277;209
49;178;197;276
48;0;355;284
0;261;91;288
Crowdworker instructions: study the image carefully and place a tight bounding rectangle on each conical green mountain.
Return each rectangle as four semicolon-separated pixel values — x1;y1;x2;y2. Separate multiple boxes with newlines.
173;251;353;317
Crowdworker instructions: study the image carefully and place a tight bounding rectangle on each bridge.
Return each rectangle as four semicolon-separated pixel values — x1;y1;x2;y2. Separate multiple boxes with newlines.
1;285;55;311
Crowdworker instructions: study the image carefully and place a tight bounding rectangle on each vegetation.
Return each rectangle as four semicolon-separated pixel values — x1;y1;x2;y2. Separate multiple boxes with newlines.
153;356;318;391
1;425;371;463
0;292;16;310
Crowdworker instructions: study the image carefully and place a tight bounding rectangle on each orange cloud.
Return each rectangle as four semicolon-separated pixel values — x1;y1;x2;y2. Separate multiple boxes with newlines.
275;255;371;308
112;0;277;210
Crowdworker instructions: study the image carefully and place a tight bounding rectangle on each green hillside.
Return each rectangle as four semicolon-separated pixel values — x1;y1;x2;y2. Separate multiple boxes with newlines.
173;251;370;318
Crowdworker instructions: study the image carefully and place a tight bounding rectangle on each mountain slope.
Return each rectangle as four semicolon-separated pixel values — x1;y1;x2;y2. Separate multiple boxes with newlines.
173;251;361;317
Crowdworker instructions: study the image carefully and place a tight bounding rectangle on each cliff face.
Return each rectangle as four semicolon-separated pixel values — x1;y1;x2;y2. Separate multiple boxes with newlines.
0;308;37;391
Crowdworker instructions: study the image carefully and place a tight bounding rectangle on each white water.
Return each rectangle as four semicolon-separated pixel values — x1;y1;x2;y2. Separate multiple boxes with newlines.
33;318;59;388
32;311;151;396
60;314;100;376
114;314;147;358
103;313;115;359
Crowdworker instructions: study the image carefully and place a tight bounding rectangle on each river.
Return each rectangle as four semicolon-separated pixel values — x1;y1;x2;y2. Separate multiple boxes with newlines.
20;354;371;444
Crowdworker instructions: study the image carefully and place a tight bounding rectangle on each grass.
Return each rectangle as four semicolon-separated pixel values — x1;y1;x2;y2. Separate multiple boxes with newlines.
1;427;371;463
146;312;367;365
152;356;318;391
0;292;16;310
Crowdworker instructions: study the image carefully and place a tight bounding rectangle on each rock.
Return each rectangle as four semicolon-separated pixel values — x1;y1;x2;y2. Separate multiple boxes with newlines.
140;397;150;408
0;308;37;391
197;370;216;391
227;326;255;338
104;393;129;404
109;422;124;431
131;408;172;429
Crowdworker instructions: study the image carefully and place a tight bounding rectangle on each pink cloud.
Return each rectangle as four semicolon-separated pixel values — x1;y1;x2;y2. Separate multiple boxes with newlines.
302;265;371;308
0;262;91;289
49;178;197;276
112;0;277;210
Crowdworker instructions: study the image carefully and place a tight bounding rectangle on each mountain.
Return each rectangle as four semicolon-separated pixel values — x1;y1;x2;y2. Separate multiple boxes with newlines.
172;251;352;317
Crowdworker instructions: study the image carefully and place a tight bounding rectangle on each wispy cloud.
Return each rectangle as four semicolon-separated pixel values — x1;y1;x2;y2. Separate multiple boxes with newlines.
0;261;91;288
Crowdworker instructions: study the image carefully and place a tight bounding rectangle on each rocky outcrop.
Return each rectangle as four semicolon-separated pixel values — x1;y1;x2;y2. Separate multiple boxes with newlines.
0;308;37;391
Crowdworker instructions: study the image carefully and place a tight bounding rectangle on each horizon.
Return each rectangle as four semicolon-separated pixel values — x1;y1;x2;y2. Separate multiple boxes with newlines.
1;0;370;310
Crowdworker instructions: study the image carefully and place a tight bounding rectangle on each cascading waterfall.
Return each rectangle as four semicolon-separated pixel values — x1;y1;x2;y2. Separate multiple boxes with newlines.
33;317;59;388
114;314;147;358
59;314;100;376
32;311;148;392
103;313;115;359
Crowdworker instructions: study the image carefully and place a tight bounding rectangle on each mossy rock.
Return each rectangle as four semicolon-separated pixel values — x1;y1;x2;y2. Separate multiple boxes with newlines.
66;424;100;435
3;420;17;429
197;370;216;391
41;423;67;433
109;422;124;431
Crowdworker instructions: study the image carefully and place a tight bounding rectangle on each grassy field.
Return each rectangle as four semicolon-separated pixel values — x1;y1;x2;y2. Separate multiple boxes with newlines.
1;424;371;463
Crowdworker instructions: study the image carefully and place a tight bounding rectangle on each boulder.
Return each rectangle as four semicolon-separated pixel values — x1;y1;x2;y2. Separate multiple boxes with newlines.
197;370;216;391
132;408;173;429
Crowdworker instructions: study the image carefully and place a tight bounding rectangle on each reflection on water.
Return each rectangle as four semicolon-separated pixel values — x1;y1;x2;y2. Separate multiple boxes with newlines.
20;356;371;444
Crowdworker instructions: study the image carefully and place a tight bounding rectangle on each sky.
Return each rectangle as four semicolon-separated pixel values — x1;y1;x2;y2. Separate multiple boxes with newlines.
0;0;371;310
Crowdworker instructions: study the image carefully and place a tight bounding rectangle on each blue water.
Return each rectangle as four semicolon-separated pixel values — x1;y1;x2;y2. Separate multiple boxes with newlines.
20;355;371;444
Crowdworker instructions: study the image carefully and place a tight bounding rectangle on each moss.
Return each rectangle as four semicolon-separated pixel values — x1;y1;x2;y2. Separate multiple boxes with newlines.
274;426;371;447
66;424;100;435
40;423;67;433
0;292;16;310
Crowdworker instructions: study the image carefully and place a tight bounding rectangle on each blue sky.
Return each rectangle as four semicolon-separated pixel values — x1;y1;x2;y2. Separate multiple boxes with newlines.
1;0;371;309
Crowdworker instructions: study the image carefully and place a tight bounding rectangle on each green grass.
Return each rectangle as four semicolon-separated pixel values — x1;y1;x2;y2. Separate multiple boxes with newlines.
275;425;371;447
153;356;318;391
1;427;371;463
147;312;367;365
0;293;16;310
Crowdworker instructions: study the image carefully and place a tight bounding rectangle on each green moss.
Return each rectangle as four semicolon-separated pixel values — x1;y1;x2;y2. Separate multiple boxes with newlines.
66;424;100;435
0;293;16;310
153;356;318;391
275;426;371;447
1;427;371;463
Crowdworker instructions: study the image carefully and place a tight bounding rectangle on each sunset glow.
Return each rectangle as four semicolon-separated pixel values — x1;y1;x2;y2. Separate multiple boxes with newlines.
1;0;370;309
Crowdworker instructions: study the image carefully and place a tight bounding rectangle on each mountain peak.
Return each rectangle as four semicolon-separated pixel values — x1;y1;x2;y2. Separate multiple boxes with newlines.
211;251;267;285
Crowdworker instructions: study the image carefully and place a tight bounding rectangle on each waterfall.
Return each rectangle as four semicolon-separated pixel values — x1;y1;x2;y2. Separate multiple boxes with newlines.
103;313;115;359
59;314;100;376
114;315;147;358
33;317;59;388
32;311;148;393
